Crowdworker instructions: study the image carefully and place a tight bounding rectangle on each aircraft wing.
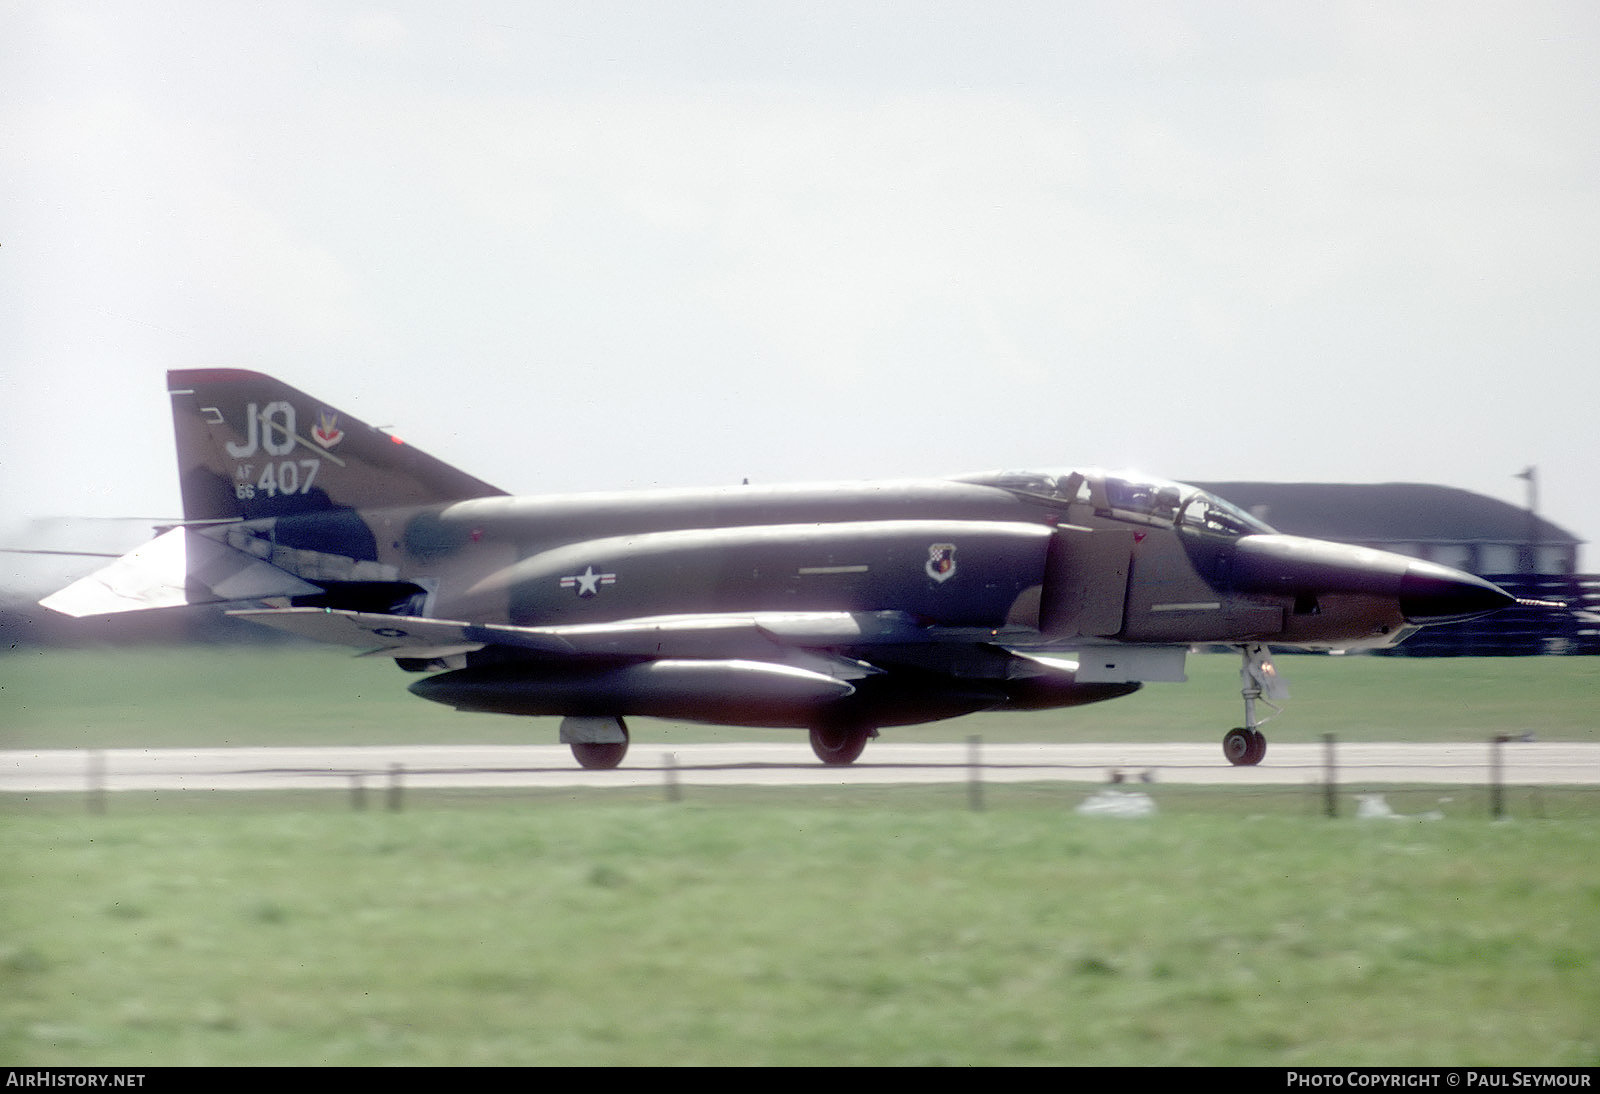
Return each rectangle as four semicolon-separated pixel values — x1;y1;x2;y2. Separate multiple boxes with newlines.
229;604;1197;687
224;607;534;660
226;607;921;678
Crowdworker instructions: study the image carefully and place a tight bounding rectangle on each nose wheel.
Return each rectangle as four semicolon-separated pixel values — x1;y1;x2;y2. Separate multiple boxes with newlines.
1223;643;1286;767
1223;727;1268;766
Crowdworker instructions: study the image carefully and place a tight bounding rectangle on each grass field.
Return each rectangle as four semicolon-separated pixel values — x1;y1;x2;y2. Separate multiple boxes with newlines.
3;793;1598;1066
4;643;1598;749
3;646;1598;1066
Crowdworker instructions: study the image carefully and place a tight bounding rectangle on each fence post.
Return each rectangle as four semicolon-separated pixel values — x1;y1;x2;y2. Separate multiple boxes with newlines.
87;749;106;816
1323;734;1337;818
664;752;682;802
1490;735;1509;819
967;735;984;812
387;763;404;812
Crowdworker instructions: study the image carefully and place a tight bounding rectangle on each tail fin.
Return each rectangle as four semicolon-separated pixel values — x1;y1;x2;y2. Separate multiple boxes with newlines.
169;369;505;523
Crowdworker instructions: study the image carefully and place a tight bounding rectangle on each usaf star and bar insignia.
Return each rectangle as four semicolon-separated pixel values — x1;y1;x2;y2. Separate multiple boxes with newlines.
560;566;618;598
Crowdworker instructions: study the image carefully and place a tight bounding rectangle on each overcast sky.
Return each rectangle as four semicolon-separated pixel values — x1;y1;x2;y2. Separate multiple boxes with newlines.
5;1;1598;590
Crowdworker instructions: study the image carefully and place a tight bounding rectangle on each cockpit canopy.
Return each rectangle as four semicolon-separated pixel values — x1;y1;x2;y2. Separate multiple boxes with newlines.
957;468;1276;537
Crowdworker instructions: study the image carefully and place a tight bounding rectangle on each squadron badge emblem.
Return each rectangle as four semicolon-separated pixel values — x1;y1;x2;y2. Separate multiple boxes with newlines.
313;410;345;449
925;543;957;583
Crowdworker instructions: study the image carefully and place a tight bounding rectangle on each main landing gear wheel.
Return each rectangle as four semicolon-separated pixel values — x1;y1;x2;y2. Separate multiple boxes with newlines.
562;715;630;770
1223;727;1267;766
572;740;628;770
809;721;873;766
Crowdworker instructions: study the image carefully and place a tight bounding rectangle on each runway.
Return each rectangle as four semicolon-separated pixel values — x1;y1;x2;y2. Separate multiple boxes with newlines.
3;741;1598;793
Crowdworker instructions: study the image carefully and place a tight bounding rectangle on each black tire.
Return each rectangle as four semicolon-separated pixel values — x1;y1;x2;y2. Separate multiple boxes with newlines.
809;722;870;766
1223;727;1255;766
572;740;628;770
1245;729;1268;765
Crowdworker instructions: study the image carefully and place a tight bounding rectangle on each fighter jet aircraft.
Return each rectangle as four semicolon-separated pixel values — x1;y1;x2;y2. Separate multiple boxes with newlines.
43;369;1523;769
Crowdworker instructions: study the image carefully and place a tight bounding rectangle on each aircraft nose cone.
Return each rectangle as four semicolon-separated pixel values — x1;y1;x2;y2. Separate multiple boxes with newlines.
1398;563;1516;624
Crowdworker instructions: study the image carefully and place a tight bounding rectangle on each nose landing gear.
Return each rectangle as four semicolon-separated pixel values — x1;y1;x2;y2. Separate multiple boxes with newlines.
1224;643;1287;767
